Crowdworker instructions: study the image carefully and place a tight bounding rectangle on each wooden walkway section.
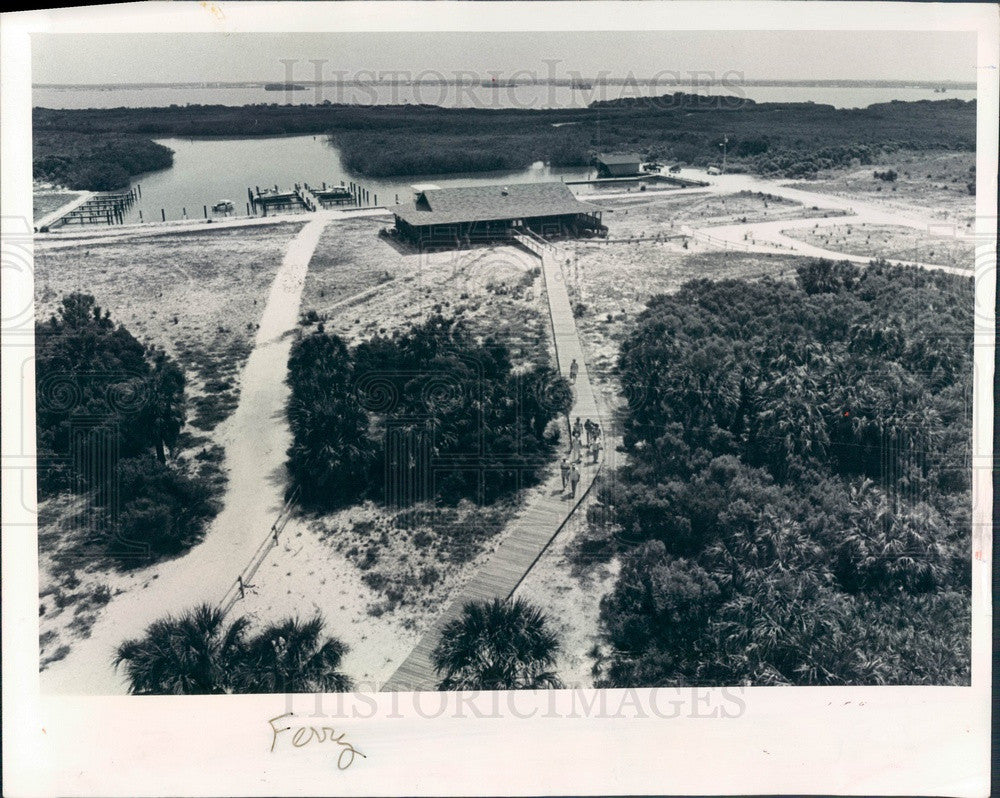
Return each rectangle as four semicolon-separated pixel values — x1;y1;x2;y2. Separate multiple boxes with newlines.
382;239;604;692
34;191;94;231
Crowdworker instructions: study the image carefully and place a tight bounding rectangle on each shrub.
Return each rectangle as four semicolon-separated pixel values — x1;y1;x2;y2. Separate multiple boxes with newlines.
795;258;860;295
36;293;186;492
594;263;972;685
285;332;375;509
107;456;216;560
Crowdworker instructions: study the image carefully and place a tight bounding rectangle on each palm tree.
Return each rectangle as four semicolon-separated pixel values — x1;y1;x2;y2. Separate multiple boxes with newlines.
432;598;562;691
144;347;186;464
286;391;374;505
232;616;353;694
113;604;248;695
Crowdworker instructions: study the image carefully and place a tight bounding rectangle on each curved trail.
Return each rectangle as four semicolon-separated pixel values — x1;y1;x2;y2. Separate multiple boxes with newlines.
41;218;326;695
583;167;973;275
688;215;972;276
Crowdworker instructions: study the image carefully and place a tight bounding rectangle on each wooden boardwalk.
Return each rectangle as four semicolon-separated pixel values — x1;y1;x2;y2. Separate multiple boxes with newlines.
382;242;605;692
34;191;94;231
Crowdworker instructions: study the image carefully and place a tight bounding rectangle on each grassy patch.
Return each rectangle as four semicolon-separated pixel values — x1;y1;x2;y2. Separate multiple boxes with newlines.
316;497;520;616
782;222;975;269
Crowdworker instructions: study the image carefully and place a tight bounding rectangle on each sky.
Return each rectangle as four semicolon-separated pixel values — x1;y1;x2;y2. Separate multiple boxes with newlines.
31;30;977;85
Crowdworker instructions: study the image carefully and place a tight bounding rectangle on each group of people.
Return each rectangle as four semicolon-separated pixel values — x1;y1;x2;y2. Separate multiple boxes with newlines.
560;417;602;498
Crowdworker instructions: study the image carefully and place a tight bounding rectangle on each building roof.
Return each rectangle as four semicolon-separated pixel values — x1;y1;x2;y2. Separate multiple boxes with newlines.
389;182;602;227
596;152;642;165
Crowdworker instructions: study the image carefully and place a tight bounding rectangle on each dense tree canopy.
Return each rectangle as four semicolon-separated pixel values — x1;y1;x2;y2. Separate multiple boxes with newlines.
591;260;972;686
34;97;974;183
34;131;173;191
286;315;570;509
286;332;374;507
36;293;212;561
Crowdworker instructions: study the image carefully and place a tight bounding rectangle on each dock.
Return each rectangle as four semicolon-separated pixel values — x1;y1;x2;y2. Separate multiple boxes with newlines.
308;182;355;207
249;181;378;216
38;188;138;231
249;185;307;215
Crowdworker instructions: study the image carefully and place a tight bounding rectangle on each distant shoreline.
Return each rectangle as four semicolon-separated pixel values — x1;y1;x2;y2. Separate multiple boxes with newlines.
33;78;977;91
32;94;976;191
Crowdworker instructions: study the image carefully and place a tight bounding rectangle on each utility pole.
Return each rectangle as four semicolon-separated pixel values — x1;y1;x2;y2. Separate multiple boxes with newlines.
720;135;729;174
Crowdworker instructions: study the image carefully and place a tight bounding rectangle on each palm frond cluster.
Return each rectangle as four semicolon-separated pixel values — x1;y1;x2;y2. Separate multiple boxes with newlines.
114;604;352;695
432;598;562;690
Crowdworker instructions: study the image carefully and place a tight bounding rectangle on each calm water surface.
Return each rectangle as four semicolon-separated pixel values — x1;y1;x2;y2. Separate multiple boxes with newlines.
34;84;977;111
123;136;597;223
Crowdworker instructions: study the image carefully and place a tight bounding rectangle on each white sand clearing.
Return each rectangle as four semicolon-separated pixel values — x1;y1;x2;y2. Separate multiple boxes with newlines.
41;217;327;695
230;514;425;689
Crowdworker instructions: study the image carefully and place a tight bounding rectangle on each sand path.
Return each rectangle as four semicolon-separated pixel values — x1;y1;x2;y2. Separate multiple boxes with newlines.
41;217;327;695
381;235;605;692
33;207;390;250
685;215;973;276
619;167;976;275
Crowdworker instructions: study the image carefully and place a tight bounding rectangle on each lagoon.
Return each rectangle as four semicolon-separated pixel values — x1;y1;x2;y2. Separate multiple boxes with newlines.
123;136;597;223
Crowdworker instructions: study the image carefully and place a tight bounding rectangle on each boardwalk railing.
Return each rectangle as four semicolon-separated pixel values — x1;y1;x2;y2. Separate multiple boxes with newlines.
218;486;300;617
511;228;552;255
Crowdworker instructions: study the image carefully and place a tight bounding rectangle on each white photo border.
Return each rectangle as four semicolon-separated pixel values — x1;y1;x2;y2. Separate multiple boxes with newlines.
2;3;995;796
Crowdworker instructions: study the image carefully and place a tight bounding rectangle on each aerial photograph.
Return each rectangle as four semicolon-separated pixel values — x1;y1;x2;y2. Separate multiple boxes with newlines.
30;29;978;695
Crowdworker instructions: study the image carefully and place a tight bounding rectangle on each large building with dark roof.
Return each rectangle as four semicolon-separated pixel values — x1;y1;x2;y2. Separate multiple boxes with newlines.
595;153;643;177
388;182;607;247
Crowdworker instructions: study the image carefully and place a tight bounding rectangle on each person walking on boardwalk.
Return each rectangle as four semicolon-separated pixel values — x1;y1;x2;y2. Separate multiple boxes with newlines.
570;433;582;463
560;458;570;492
568;463;581;499
572;416;583;440
589;438;602;464
569;358;578;382
584;418;595;444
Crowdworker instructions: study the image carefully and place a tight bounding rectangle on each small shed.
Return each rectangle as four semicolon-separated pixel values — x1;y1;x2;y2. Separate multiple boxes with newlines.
595;153;643;177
